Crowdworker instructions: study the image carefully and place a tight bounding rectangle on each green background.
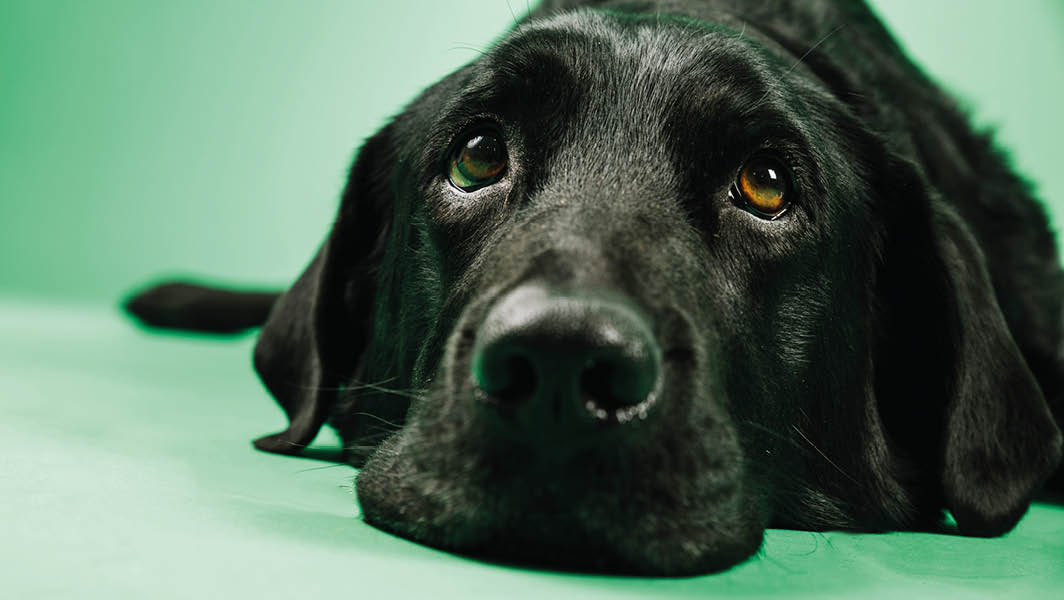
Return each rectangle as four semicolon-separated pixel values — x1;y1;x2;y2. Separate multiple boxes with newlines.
2;1;1062;598
2;0;1063;301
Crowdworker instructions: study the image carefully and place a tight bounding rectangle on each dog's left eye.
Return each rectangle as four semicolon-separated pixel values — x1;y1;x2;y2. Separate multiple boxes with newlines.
449;131;508;191
731;156;791;219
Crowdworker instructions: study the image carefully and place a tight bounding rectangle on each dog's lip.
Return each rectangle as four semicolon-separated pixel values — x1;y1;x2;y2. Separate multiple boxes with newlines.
358;464;761;576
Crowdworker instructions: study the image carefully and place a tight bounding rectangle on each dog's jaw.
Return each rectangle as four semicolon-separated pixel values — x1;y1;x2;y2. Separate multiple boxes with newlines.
356;402;768;575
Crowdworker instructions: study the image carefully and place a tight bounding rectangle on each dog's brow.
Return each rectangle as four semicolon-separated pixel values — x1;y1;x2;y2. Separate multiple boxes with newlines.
445;33;591;124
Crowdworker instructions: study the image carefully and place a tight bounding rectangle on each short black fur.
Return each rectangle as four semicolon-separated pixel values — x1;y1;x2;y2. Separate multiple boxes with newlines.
126;0;1064;575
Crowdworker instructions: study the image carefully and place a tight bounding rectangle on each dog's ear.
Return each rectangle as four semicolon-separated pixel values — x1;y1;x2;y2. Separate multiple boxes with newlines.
928;201;1062;535
252;125;395;455
877;156;1062;535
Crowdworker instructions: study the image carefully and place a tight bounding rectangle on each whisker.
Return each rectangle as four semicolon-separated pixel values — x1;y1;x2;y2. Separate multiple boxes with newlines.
785;24;844;76
343;378;427;401
748;24;845;111
736;21;747;41
734;419;808;453
449;44;489;57
350;411;405;431
293;376;427;402
506;0;519;27
296;463;350;473
790;424;860;485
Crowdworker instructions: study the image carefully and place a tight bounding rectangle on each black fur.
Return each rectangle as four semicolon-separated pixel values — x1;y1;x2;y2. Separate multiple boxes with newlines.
126;0;1063;575
125;282;278;334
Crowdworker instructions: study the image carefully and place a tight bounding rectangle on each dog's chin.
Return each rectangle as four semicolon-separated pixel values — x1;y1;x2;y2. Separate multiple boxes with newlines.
354;410;766;576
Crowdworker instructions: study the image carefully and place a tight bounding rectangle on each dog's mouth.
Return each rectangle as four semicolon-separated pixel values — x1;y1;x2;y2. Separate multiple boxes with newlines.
353;283;768;575
355;411;764;575
360;449;761;575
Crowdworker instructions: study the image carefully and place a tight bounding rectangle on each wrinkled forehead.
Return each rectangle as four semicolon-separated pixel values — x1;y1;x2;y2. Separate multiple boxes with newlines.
450;10;808;134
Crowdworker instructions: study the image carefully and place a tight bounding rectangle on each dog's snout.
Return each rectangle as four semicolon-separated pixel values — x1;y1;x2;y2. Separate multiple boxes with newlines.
471;285;661;433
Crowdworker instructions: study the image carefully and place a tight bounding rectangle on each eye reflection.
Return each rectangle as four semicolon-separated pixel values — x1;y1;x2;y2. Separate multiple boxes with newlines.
449;132;507;191
735;157;789;218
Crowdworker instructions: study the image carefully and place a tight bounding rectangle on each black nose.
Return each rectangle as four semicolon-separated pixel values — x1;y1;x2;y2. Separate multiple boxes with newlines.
471;285;661;435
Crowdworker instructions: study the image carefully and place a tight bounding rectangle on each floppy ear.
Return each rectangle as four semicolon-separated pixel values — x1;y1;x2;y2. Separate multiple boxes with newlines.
930;201;1062;534
878;157;1062;535
252;125;395;455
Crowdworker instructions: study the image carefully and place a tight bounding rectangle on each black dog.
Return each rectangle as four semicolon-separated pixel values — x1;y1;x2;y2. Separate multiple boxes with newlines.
127;0;1064;575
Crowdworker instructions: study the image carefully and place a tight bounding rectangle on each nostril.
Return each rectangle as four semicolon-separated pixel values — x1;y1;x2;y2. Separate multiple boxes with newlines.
491;354;537;403
579;360;616;409
580;351;658;421
472;337;540;403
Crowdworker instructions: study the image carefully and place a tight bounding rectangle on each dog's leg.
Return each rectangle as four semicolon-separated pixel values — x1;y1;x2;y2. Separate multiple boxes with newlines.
124;281;280;334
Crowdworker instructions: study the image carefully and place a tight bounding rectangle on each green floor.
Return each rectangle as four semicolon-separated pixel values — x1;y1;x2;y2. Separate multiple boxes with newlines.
2;298;1061;598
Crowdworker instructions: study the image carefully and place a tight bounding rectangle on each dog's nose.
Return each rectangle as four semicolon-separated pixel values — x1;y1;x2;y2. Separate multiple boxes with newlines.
471;285;661;434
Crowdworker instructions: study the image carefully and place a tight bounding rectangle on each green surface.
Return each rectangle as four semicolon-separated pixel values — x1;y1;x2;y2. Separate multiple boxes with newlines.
3;1;1064;597
2;300;1062;597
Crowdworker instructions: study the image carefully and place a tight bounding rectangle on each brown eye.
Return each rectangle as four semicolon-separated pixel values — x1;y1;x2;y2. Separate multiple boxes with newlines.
735;157;790;218
449;131;507;191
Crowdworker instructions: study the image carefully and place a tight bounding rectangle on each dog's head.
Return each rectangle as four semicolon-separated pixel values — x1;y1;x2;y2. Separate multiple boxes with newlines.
250;6;1061;575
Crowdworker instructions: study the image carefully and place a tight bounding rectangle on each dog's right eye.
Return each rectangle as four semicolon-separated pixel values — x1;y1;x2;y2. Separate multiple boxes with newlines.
449;131;508;192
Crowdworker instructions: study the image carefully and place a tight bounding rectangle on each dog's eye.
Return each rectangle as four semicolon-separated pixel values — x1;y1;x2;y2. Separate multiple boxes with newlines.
732;157;790;218
449;132;507;191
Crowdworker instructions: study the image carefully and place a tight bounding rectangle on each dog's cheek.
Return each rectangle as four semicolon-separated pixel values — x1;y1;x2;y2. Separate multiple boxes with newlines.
420;178;518;282
698;260;841;523
354;385;505;549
